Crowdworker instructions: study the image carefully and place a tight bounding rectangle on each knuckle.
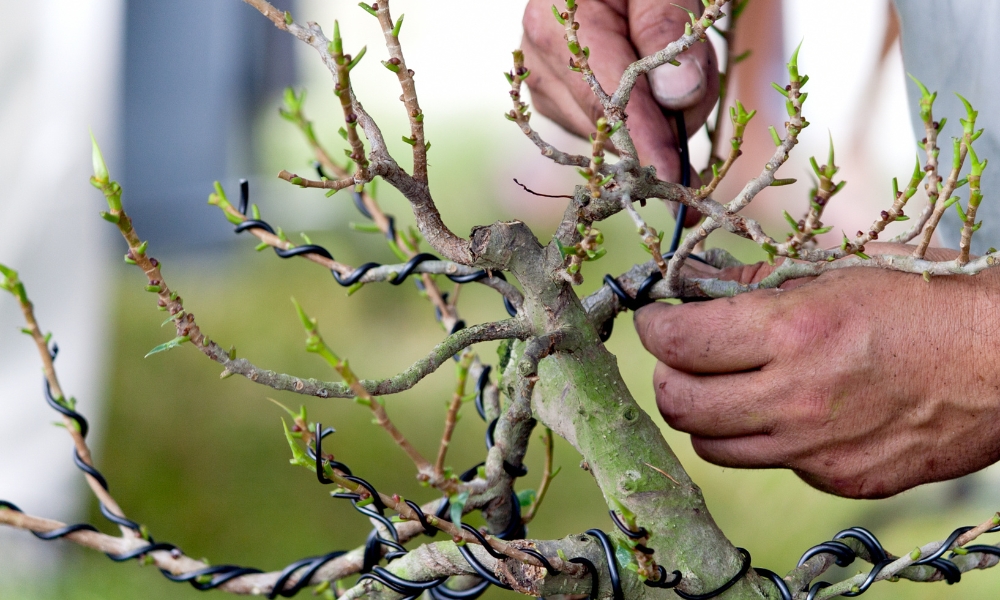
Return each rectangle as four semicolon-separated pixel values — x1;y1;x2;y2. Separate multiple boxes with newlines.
771;302;837;354
521;1;558;46
640;308;684;362
654;380;693;430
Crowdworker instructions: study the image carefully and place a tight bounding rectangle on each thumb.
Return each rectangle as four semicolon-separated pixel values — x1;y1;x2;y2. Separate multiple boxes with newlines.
629;0;719;123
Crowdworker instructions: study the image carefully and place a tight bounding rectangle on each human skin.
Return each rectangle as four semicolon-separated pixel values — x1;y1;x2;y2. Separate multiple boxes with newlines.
520;0;719;224
634;244;1000;498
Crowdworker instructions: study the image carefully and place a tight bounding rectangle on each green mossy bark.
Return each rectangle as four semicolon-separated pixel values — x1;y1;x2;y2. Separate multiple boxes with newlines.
484;221;772;600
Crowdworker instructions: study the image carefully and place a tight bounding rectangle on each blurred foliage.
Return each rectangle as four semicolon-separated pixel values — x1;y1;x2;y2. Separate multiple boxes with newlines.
8;95;1000;600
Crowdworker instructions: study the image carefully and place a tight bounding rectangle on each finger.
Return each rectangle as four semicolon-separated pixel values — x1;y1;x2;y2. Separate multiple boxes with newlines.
634;296;777;374
689;434;792;469
653;361;777;438
524;0;687;182
629;0;720;136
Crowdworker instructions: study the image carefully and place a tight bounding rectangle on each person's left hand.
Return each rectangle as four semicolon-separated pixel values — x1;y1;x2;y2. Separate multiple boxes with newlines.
634;244;1000;498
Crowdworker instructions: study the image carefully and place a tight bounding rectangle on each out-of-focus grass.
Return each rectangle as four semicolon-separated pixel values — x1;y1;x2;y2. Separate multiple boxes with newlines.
9;107;1000;600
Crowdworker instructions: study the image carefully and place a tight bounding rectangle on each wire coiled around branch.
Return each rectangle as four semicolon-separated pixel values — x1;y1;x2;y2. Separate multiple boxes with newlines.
233;180;517;318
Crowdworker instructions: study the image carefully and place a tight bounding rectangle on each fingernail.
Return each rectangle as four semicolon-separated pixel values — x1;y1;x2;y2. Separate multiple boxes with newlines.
649;59;705;110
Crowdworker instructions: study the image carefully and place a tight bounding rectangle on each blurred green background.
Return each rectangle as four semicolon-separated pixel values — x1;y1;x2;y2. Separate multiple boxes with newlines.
7;3;1000;596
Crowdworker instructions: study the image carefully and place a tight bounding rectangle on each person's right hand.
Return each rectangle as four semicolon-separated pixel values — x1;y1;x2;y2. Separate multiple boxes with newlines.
521;0;719;224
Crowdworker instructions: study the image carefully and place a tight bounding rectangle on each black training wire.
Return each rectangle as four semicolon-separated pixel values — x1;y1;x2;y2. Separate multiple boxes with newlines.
602;111;709;316
670;110;691;252
674;548;752;600
752;568;792;600
233;180;517;318
585;529;624;600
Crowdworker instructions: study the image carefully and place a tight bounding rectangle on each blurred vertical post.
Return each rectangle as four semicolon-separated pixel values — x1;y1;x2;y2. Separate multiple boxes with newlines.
120;0;297;252
0;0;295;591
0;0;123;587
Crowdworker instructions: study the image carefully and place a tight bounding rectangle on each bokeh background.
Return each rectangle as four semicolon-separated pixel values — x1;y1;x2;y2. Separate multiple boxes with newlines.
2;1;999;599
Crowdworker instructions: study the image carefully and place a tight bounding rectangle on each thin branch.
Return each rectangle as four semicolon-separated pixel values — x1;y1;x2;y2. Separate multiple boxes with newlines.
0;269;134;538
609;1;728;115
813;514;1000;599
95;172;527;402
653;250;1000;300
372;1;429;182
278;169;357;191
513;178;574;199
1;494;587;596
506;51;590;167
434;350;474;478
558;2;611;110
914;98;977;257
522;427;557;524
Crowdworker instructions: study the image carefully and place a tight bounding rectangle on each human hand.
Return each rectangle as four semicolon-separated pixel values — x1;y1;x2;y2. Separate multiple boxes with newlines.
634;244;1000;498
521;0;719;225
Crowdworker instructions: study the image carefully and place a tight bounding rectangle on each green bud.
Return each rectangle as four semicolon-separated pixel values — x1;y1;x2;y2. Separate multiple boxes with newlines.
90;132;109;183
551;4;565;25
332;21;343;56
100;211;120;224
771;82;789;97
769;125;782;147
787;40;803;83
358;2;378;17
382;60;401;73
392;14;404;37
347;46;367;70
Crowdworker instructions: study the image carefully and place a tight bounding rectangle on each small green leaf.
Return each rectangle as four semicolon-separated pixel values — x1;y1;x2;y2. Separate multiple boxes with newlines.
783;210;799;231
449;491;469;526
359;2;378;17
551;4;565;24
145;335;190;358
161;311;183;327
347;46;367;70
517;489;537;508
281;418;312;467
769;125;782;147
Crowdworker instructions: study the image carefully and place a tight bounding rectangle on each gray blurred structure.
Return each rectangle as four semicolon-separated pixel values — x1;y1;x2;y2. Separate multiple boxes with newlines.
1;0;296;591
895;0;1000;255
121;0;296;252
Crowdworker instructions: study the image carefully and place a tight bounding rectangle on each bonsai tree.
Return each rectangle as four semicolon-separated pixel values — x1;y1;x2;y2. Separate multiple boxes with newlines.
2;1;999;599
